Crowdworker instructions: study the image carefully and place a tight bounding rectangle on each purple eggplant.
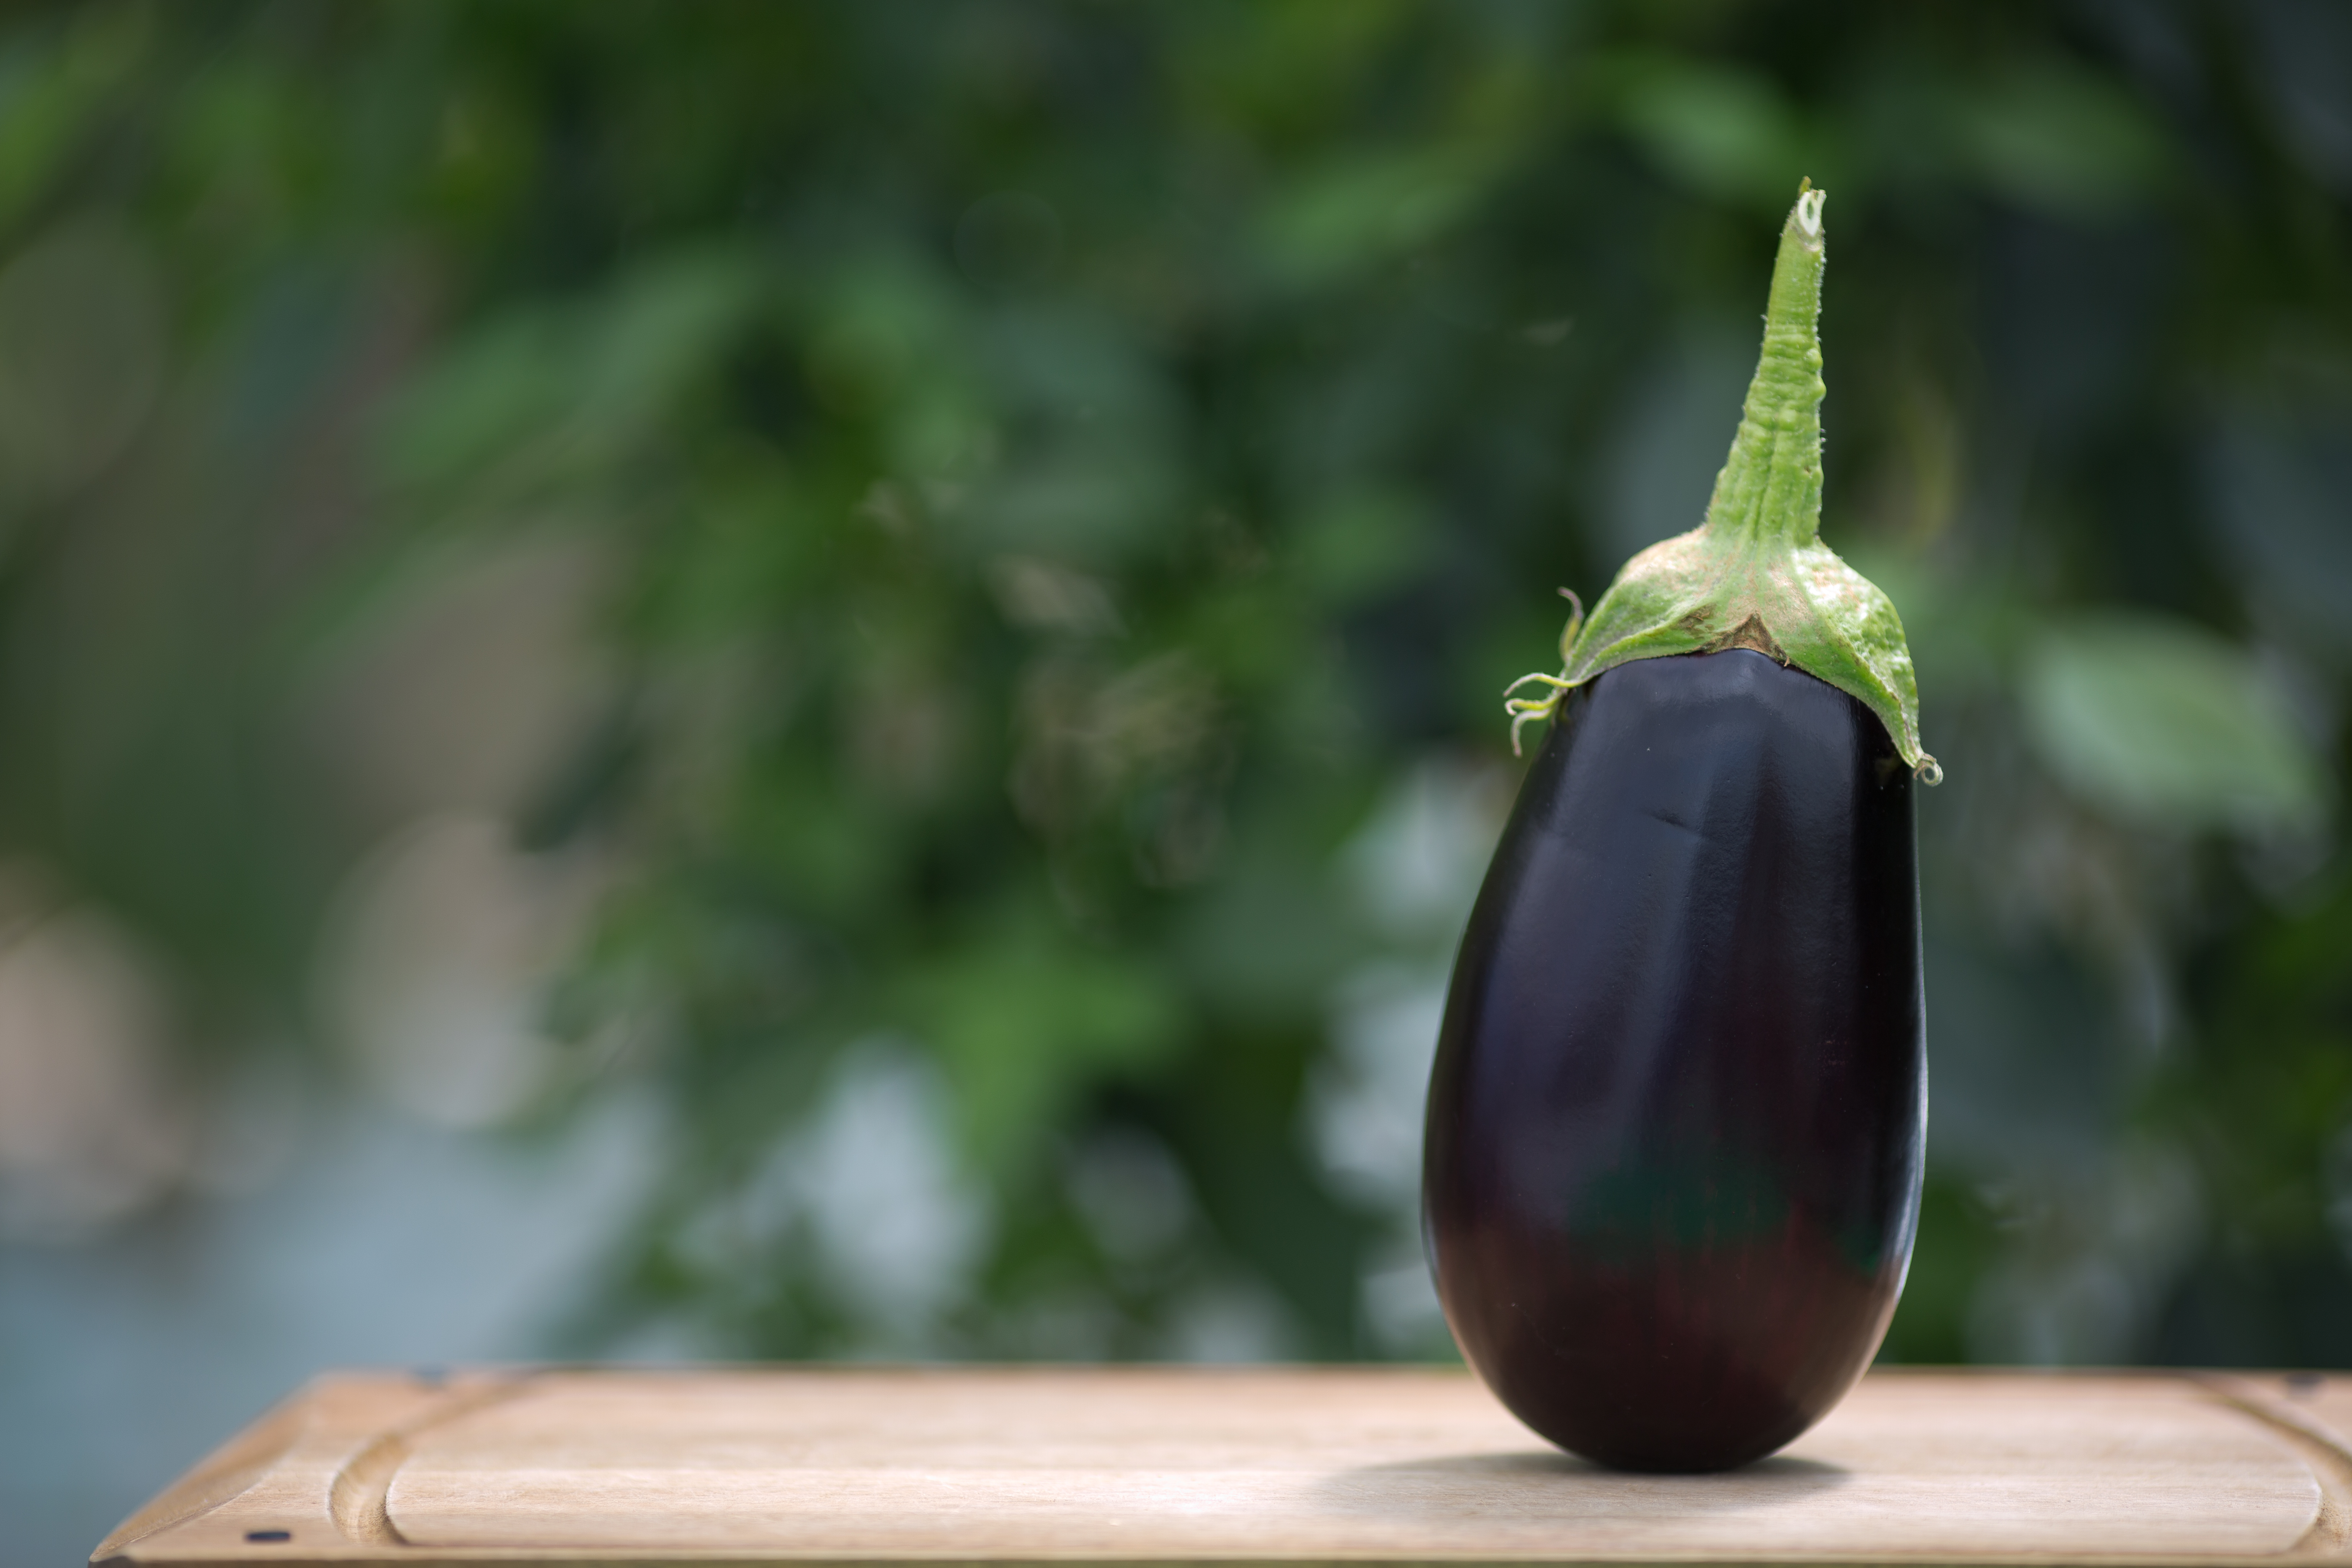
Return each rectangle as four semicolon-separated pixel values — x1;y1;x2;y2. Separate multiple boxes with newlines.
1423;649;1923;1471
1423;184;1938;1471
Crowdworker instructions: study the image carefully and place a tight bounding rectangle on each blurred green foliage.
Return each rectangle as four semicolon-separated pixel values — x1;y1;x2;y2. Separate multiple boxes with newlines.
0;0;2347;1365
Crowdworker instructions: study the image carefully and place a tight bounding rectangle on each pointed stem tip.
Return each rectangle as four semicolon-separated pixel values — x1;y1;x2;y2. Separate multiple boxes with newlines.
1702;182;1829;552
1794;183;1824;237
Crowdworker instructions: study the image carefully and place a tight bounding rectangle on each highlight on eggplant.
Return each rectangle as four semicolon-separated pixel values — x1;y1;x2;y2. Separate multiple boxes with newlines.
1423;181;1932;1473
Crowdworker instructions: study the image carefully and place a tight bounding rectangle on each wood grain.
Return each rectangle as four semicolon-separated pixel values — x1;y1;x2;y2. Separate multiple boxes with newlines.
95;1366;2352;1567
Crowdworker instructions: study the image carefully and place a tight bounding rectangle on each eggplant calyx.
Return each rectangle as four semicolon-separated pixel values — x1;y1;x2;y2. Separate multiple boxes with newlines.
1505;181;1942;783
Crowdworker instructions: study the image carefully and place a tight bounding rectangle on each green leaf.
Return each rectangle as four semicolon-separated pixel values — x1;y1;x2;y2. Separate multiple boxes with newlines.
1608;54;1820;212
2019;614;2329;835
907;925;1183;1178
575;246;763;431
1290;487;1428;604
1261;147;1497;284
1953;62;2167;217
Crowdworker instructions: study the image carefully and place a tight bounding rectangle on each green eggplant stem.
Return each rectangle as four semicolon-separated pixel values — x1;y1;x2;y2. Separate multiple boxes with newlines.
1508;181;1942;784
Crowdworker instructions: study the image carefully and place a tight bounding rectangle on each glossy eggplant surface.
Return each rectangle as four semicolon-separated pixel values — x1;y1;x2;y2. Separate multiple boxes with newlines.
1424;648;1924;1473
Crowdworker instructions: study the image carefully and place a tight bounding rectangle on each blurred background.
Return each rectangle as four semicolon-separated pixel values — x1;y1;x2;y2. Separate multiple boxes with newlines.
2;1;2348;1560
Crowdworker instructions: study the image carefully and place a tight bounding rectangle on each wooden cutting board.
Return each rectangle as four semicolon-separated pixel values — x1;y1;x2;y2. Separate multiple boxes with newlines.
94;1366;2352;1566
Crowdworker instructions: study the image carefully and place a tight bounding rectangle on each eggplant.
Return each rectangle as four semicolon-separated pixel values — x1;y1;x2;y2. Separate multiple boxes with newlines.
1422;184;1937;1472
1423;650;1923;1470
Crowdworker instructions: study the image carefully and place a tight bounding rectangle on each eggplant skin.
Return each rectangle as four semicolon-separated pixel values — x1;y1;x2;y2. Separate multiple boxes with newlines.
1424;649;1925;1473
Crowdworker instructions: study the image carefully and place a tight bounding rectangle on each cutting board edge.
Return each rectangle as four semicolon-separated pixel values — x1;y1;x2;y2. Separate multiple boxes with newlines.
92;1366;2352;1568
2194;1374;2352;1557
91;1550;2352;1568
93;1372;541;1567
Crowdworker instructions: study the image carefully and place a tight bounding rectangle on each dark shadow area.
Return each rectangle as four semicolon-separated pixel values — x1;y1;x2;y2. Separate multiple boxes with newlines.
1316;1450;1851;1517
